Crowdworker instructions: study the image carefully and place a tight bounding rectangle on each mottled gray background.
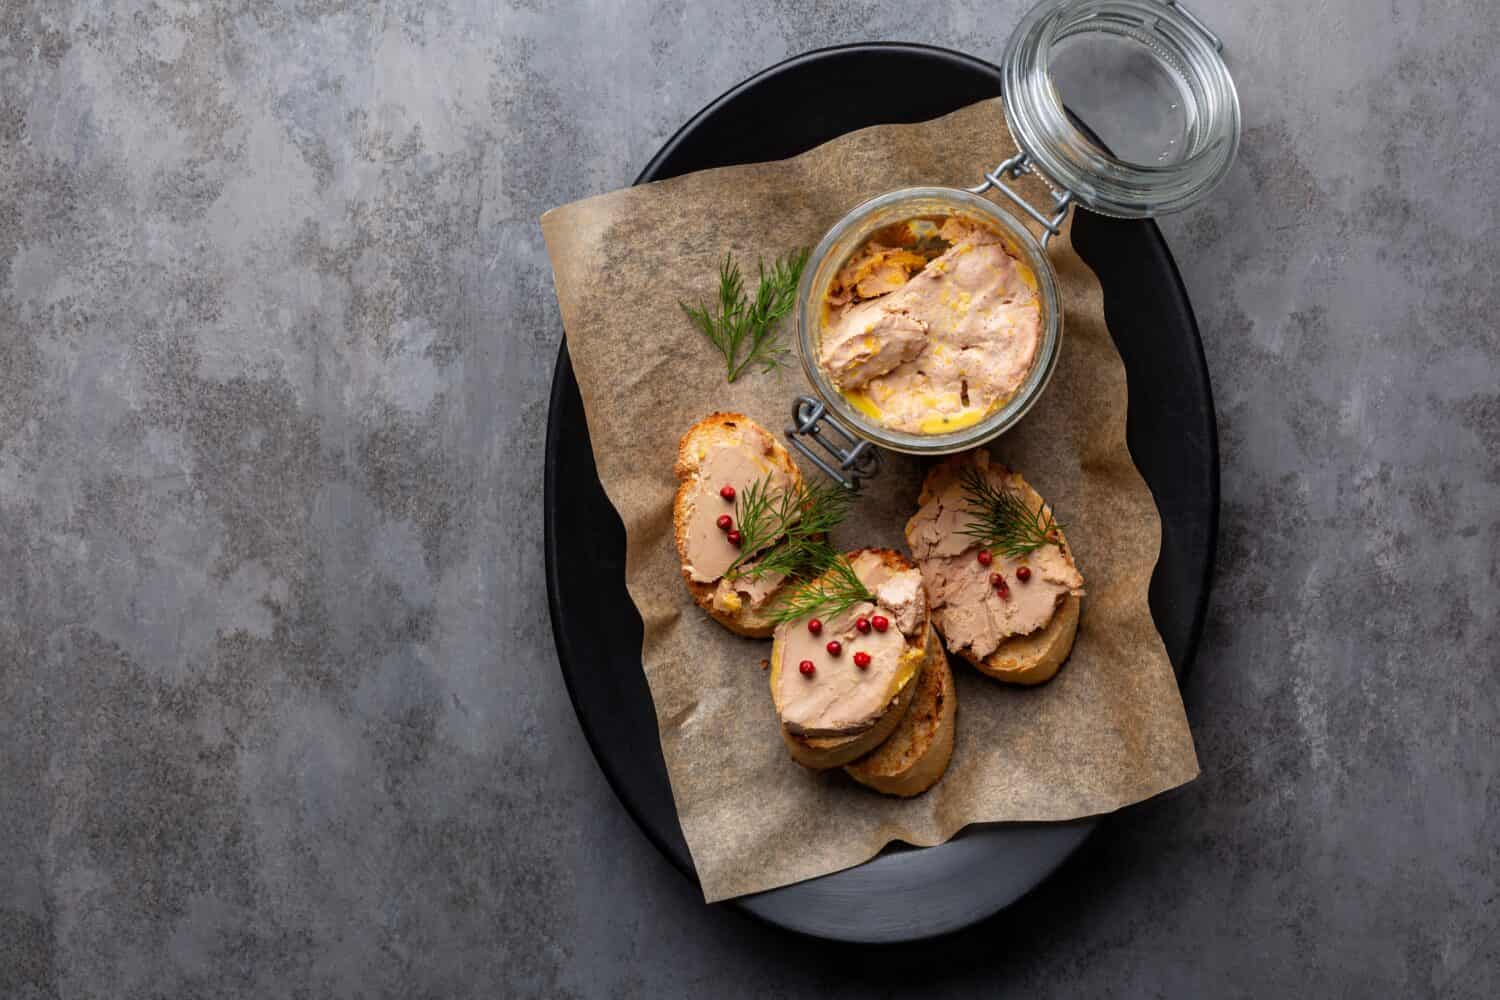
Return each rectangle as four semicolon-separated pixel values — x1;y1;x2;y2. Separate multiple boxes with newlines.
0;1;1495;997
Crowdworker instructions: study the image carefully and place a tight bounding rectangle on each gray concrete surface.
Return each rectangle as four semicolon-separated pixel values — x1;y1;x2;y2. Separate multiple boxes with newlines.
1;1;1495;996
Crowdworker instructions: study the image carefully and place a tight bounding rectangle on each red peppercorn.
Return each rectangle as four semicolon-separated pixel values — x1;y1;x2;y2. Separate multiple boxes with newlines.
799;659;815;677
990;572;1004;587
807;619;822;635
716;514;733;531
976;550;993;566
870;615;889;633
855;617;871;634
853;651;871;669
997;584;1011;601
1016;566;1032;583
720;485;735;501
726;529;742;546
826;640;842;657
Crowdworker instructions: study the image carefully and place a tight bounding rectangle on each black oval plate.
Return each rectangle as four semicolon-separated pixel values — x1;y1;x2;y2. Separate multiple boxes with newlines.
544;43;1218;943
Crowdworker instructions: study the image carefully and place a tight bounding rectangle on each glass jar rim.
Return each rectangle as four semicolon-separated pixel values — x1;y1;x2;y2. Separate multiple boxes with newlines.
796;187;1064;456
1001;0;1241;218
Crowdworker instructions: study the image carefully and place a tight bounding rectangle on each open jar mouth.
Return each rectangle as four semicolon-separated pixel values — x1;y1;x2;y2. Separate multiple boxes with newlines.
1002;0;1241;218
796;187;1064;456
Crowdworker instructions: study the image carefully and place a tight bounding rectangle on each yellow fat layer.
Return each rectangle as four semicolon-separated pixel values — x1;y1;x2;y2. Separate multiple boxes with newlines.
843;388;884;422
768;635;783;694
844;388;987;434
917;408;985;433
886;643;923;702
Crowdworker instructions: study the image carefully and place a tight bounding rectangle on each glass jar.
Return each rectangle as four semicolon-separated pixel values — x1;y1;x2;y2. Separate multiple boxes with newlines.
788;0;1241;487
1002;0;1241;218
796;188;1064;457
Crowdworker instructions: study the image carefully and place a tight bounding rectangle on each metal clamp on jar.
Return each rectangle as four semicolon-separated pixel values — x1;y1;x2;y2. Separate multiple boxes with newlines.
786;0;1240;489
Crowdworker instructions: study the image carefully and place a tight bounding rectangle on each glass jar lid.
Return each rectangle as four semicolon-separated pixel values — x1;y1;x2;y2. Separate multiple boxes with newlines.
1000;0;1241;219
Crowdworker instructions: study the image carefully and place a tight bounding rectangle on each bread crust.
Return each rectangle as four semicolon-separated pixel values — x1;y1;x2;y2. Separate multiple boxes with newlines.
673;413;803;637
844;627;956;796
773;548;931;770
910;454;1083;685
963;592;1080;685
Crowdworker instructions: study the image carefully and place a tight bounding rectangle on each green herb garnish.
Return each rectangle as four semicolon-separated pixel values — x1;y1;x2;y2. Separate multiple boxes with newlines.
725;474;855;583
719;472;867;625
681;248;810;383
956;464;1064;559
767;550;876;627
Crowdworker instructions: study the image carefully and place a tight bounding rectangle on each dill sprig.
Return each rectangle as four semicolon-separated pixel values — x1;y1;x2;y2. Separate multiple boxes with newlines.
725;475;855;582
681;248;810;383
956;465;1064;559
745;536;828;582
768;550;875;626
722;473;870;624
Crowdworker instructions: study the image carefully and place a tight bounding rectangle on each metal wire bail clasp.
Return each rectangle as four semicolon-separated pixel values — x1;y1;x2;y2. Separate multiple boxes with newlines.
967;152;1074;246
786;396;880;491
1166;0;1223;53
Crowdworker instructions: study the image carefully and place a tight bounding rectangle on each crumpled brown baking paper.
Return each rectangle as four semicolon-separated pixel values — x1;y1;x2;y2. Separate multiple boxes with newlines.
541;98;1199;903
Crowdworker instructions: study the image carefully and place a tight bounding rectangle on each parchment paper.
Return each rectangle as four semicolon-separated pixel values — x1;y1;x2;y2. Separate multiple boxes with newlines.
541;99;1199;903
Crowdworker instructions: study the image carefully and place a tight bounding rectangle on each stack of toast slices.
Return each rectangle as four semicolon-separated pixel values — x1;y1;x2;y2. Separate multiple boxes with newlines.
673;413;1084;798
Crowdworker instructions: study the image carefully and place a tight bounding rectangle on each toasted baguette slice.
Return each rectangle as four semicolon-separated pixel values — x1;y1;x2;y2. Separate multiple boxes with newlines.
953;477;1079;686
909;454;1084;686
673;413;803;637
774;548;933;770
969;592;1080;685
844;631;956;796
